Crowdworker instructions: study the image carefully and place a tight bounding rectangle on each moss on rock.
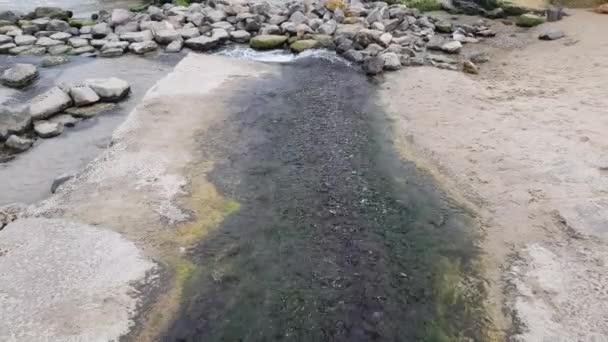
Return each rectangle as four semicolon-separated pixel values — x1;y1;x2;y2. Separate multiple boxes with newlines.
290;39;318;52
516;13;545;27
250;35;288;50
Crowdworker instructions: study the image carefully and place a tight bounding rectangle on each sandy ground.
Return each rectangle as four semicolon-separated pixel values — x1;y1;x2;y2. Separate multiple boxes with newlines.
380;9;608;341
0;54;275;341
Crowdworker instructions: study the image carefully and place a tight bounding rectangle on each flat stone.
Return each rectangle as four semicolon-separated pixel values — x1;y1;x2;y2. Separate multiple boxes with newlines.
120;30;153;43
0;43;15;53
129;40;158;54
48;44;71;55
34;120;63;138
185;33;224;51
69;46;95;55
29;86;73;120
69;85;100;107
49;32;71;41
14;35;36;46
65;102;117;118
177;27;200;39
290;39;318;52
8;45;31;55
99;48;124;58
85;78;130;102
35;37;63;47
4;135;32;152
0;63;38;88
0;34;12;45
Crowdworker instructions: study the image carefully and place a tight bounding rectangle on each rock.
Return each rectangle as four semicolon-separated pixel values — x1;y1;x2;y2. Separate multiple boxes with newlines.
426;35;445;50
101;41;129;51
486;8;506;19
312;34;334;48
250;34;288;50
0;35;12;45
20;46;46;56
0;43;16;54
29;86;73;120
49;32;71;42
466;50;489;63
92;23;111;39
65;102;117;118
596;3;608;14
185;34;222;51
111;9;133;27
85;77;130;102
35;37;63;47
0;63;38;88
427;54;457;64
34;7;72;20
343;49;364;63
0;105;31;140
208;9;227;23
120;30;153;43
14;35;36;46
539;30;564;40
69;46;95;55
476;29;495;37
0;10;19;24
9;46;31;55
378;32;392;47
230;30;251;43
546;6;563;22
68;37;88;48
51;173;74;193
165;39;183;52
366;6;387;25
463;60;479;74
114;21;139;35
318;20;337;35
154;28;180;45
129;40;158;54
47;19;70;32
290;39;318;52
435;21;453;33
381;52;401;70
48;44;71;55
40;56;70;68
178;27;200;39
69;85;100;107
99;47;123;57
516;13;545;27
34;120;63;138
365;43;383;56
363;56;384;75
441;40;462;53
336;24;364;39
289;11;308;25
5;135;32;152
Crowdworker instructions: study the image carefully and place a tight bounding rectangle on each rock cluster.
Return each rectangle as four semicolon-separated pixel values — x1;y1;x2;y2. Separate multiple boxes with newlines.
0;77;130;153
0;1;498;74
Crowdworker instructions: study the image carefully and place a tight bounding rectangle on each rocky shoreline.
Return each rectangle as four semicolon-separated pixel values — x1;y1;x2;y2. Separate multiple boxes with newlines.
0;0;552;76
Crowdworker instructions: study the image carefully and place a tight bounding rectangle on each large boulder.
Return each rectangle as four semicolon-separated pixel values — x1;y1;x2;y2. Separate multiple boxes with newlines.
0;63;38;88
0;105;31;141
84;78;130;102
29;86;72;120
111;9;133;27
4;135;33;152
34;7;72;20
249;34;288;49
69;85;100;107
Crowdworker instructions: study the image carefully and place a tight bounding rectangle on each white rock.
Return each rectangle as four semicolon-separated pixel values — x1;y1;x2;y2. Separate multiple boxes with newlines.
85;77;131;102
120;30;153;43
29;86;73;120
14;35;36;46
129;40;158;54
5;135;32;152
69;85;100;107
34;120;63;138
111;9;133;27
441;40;462;54
0;63;38;88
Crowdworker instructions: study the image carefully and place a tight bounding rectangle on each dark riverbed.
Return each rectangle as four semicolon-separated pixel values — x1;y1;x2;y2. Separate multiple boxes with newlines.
164;55;488;341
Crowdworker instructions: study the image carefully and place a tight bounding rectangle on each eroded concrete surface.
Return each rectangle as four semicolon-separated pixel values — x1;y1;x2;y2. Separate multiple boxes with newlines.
0;54;275;341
